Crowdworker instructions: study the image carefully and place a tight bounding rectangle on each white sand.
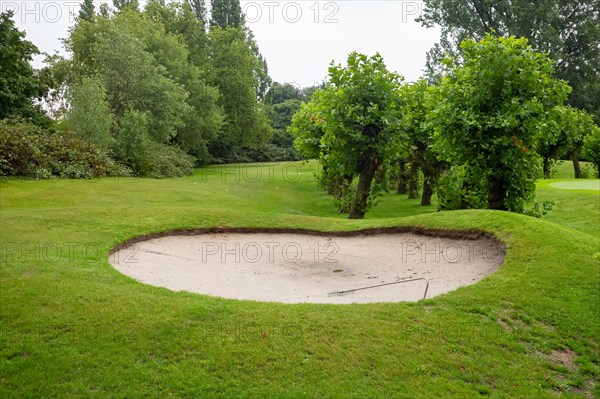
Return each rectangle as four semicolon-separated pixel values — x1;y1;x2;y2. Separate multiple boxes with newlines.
109;232;505;304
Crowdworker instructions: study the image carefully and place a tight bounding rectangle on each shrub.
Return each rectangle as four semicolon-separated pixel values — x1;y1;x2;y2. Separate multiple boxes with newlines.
0;119;125;178
437;165;487;211
145;143;195;178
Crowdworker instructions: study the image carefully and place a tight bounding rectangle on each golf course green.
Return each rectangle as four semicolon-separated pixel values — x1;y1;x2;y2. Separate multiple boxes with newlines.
1;161;598;398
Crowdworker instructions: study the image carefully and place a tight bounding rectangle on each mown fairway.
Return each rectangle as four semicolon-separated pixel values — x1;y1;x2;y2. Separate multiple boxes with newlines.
1;161;599;398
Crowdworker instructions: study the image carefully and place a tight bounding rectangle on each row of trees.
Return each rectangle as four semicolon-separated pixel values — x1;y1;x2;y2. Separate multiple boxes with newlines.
290;35;600;219
418;0;600;176
1;0;307;178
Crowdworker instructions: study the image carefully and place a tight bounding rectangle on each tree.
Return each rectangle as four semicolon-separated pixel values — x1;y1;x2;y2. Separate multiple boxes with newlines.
67;76;114;149
144;0;209;70
78;0;96;21
189;0;207;24
210;0;243;29
0;11;47;122
270;99;302;130
290;88;354;211
292;52;404;219
290;94;325;160
562;106;600;178
208;26;271;160
38;53;71;120
93;27;190;144
538;106;574;178
265;82;303;105
175;76;224;163
65;12;196;175
399;80;442;206
109;7;224;163
113;109;151;175
205;0;272;161
113;0;138;11
429;35;570;212
418;0;600;120
264;83;304;161
247;30;272;100
539;105;597;177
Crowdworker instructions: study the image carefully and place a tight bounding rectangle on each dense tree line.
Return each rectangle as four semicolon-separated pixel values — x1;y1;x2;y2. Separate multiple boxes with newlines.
291;35;600;219
1;0;303;178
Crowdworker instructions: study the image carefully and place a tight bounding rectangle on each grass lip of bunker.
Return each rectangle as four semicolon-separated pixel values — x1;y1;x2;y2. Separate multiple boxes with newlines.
109;227;506;304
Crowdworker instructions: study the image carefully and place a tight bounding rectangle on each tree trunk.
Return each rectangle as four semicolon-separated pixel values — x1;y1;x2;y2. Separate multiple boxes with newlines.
396;161;407;194
407;160;419;199
487;178;506;210
349;157;377;219
572;149;581;178
421;167;434;206
543;157;551;179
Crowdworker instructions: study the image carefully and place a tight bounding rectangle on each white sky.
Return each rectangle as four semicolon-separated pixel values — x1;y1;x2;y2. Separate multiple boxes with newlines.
3;0;441;87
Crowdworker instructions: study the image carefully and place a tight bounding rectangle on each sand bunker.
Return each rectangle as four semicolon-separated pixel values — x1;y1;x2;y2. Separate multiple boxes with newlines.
109;231;505;304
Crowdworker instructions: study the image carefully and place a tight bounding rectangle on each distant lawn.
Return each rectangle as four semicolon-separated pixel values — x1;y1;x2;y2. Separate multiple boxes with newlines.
1;161;598;398
190;161;437;220
548;160;596;179
535;162;600;238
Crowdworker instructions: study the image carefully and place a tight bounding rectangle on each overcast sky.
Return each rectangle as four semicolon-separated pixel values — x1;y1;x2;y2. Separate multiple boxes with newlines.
4;0;441;87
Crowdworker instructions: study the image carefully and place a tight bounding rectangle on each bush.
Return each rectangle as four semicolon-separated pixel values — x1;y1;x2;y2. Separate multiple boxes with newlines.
265;131;301;162
145;143;195;178
0;119;126;178
111;110;194;178
437;165;487;211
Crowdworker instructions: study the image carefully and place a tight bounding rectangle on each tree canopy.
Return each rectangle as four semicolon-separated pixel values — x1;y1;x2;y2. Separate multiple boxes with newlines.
428;35;571;211
0;12;48;123
291;52;404;219
418;0;600;120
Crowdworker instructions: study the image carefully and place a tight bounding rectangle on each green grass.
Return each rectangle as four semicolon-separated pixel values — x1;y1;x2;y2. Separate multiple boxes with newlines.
548;160;596;179
1;161;599;398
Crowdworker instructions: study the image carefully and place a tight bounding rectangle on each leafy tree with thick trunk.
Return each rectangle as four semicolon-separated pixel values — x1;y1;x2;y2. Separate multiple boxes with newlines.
291;52;404;219
399;79;443;206
429;35;570;212
561;106;600;178
539;105;598;178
